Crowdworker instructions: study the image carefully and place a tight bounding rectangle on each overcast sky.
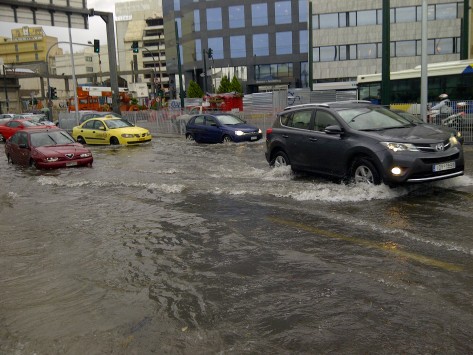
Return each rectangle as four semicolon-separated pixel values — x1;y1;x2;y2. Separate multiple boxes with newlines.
0;0;120;52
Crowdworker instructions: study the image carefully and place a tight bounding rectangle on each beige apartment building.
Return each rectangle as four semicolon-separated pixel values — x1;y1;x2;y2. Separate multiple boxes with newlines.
310;0;471;88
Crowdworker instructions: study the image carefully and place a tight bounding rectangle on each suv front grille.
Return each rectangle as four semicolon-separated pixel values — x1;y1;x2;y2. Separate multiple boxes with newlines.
414;139;451;152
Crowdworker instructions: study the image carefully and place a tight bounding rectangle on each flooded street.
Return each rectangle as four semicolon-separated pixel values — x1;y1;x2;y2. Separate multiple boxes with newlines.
1;137;473;354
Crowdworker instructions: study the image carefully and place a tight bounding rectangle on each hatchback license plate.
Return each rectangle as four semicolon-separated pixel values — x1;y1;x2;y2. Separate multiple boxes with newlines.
433;161;455;172
250;136;257;140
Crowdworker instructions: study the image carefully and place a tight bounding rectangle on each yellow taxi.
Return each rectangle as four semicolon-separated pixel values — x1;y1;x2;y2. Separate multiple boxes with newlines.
72;116;152;145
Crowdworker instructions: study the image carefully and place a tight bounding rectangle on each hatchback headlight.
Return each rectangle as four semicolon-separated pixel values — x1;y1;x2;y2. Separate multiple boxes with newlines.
121;133;134;138
380;142;419;152
80;153;92;158
449;136;459;146
45;157;59;162
235;130;244;136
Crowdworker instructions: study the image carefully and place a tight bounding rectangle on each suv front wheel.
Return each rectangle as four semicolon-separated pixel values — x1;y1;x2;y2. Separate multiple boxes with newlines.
350;157;381;185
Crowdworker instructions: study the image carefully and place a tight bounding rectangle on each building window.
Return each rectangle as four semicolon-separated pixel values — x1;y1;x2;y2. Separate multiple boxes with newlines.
432;38;454;54
395;7;416;23
208;37;223;59
276;32;292;55
253;33;269;56
230;35;246;58
320;46;336;61
176;18;182;38
299;30;308;53
255;63;293;81
435;3;458;20
195;39;202;61
86;67;94;72
229;5;245;28
357;10;377;26
173;0;180;11
275;1;291;25
252;3;268;26
85;56;93;62
358;43;377;59
34;43;38;50
206;8;222;30
299;0;308;22
300;62;309;87
313;4;463;30
395;40;416;57
194;10;200;32
35;53;39;60
319;13;339;28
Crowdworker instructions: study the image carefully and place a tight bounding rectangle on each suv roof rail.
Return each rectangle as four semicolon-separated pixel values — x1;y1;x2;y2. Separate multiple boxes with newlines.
283;100;372;111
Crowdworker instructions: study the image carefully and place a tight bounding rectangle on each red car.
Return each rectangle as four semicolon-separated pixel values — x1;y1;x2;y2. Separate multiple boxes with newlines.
5;128;93;169
0;118;55;142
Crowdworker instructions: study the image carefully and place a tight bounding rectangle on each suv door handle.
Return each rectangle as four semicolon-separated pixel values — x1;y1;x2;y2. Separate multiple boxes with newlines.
309;138;318;142
282;134;289;138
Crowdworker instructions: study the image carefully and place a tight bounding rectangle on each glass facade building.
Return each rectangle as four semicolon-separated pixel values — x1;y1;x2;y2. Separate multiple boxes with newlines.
163;0;309;94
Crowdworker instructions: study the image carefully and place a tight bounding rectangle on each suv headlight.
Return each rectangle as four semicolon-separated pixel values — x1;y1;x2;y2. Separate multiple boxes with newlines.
380;142;419;152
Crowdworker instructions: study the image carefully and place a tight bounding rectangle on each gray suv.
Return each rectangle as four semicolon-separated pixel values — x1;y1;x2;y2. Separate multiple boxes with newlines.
265;101;464;186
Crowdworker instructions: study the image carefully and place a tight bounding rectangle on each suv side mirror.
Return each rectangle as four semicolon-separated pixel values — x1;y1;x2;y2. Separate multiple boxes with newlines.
324;125;343;135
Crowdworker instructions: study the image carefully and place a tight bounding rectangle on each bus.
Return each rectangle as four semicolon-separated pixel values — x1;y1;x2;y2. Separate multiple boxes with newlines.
357;60;473;104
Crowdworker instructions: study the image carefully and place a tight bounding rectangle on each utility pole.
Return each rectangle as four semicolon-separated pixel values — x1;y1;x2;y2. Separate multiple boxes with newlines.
175;21;185;109
381;0;391;105
460;0;470;59
90;10;121;115
203;48;208;94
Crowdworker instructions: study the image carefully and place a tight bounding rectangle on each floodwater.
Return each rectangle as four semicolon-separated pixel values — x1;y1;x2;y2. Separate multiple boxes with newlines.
1;138;473;354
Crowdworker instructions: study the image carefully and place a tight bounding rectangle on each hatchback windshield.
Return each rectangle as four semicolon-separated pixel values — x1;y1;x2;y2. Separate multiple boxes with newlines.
336;107;413;131
215;115;244;125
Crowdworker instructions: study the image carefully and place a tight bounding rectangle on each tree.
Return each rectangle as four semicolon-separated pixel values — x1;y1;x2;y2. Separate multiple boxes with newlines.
230;75;243;94
217;75;231;94
187;80;204;98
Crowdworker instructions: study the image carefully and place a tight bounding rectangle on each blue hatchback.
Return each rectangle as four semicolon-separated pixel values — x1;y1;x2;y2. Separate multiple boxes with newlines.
185;113;262;143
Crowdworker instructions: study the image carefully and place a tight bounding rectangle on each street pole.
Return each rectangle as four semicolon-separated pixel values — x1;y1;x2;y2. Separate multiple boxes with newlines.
90;10;121;114
68;26;80;124
381;0;391;106
420;0;428;122
203;49;208;94
308;1;313;91
460;0;470;60
143;47;157;99
175;21;185;109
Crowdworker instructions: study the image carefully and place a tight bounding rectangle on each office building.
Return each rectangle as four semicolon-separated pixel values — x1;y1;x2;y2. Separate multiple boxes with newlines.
162;0;309;95
310;0;469;90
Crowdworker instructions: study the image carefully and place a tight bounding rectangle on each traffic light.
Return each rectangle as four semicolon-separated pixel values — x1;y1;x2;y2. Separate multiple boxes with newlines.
50;87;57;99
207;48;213;59
132;41;139;53
93;39;100;53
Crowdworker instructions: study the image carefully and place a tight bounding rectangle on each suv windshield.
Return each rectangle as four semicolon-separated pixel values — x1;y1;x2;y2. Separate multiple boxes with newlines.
336;107;413;131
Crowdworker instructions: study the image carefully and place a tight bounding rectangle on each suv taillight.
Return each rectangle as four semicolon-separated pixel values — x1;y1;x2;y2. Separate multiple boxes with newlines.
266;128;273;136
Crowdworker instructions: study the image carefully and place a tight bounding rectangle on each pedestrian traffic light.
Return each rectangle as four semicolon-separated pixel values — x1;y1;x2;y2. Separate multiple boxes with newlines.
93;39;100;53
132;41;139;53
207;48;213;59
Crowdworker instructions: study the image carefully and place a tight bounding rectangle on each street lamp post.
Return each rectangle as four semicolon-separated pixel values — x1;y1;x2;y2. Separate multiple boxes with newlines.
46;41;95;120
142;47;157;99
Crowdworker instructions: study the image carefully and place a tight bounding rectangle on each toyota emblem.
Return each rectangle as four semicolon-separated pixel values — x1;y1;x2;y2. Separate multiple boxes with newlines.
435;143;444;151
